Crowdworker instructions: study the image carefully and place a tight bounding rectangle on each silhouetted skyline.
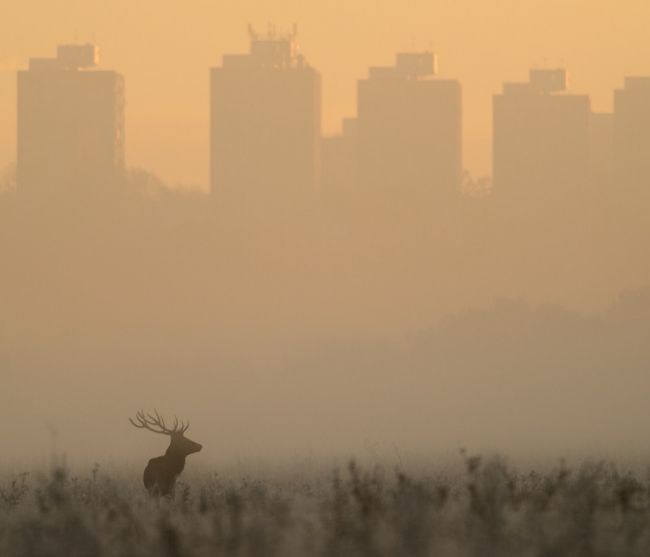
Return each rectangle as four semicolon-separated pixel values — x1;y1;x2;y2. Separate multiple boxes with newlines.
3;2;650;186
8;34;650;208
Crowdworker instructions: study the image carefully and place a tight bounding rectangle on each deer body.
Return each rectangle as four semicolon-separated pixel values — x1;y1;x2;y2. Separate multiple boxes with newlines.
130;410;202;496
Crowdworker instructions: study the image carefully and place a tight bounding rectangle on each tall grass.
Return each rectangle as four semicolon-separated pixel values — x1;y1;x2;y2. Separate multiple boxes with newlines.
1;456;650;556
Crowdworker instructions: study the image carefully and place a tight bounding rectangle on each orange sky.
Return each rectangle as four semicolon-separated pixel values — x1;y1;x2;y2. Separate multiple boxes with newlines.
1;0;649;189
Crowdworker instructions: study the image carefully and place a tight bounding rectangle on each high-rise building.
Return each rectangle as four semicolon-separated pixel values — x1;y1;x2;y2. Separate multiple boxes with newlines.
356;52;462;200
17;44;125;200
210;26;321;201
614;77;650;200
493;69;590;204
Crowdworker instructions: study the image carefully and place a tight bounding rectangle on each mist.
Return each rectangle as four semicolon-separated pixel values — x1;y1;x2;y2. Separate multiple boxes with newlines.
1;5;650;471
1;176;649;466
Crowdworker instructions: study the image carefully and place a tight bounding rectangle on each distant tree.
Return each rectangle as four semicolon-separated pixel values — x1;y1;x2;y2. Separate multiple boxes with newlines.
462;170;492;197
125;167;201;198
125;167;171;197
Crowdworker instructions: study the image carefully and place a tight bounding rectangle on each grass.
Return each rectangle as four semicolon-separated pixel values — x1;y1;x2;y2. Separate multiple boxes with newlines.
1;455;650;556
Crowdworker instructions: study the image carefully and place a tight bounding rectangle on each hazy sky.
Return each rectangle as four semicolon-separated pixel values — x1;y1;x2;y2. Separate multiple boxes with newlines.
1;0;649;188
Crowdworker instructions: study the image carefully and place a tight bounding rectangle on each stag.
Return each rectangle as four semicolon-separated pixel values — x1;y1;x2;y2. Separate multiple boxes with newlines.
129;410;202;496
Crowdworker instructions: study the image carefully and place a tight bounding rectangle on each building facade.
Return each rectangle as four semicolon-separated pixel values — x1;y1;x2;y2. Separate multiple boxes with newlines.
614;77;650;200
17;44;125;200
356;52;462;201
493;69;590;205
210;26;321;202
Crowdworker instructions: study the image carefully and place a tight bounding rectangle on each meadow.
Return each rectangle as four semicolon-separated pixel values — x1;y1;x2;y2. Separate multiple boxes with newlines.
1;455;650;557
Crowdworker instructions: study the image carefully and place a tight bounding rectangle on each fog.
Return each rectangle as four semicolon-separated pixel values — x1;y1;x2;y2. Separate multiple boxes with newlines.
1;2;650;470
1;178;649;466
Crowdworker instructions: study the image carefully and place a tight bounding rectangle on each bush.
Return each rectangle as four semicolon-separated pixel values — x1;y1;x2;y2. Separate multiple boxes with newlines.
2;458;650;556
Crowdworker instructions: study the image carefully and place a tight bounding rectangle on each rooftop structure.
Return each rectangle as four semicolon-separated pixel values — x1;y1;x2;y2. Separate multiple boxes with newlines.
502;69;568;96
221;24;307;71
29;44;99;71
367;51;438;80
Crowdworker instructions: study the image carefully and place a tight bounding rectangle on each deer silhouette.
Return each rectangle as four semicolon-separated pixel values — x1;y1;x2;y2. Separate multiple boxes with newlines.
129;409;202;496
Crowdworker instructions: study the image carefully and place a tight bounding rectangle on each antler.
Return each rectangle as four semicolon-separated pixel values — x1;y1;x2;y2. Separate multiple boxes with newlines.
129;409;190;435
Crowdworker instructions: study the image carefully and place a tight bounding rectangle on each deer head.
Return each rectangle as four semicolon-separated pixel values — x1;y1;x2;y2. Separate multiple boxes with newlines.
129;409;202;456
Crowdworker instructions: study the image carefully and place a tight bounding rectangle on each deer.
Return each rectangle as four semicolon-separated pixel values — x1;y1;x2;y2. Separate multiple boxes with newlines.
129;409;202;496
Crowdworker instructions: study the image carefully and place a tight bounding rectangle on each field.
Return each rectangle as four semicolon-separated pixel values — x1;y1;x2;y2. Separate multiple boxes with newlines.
2;456;650;557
